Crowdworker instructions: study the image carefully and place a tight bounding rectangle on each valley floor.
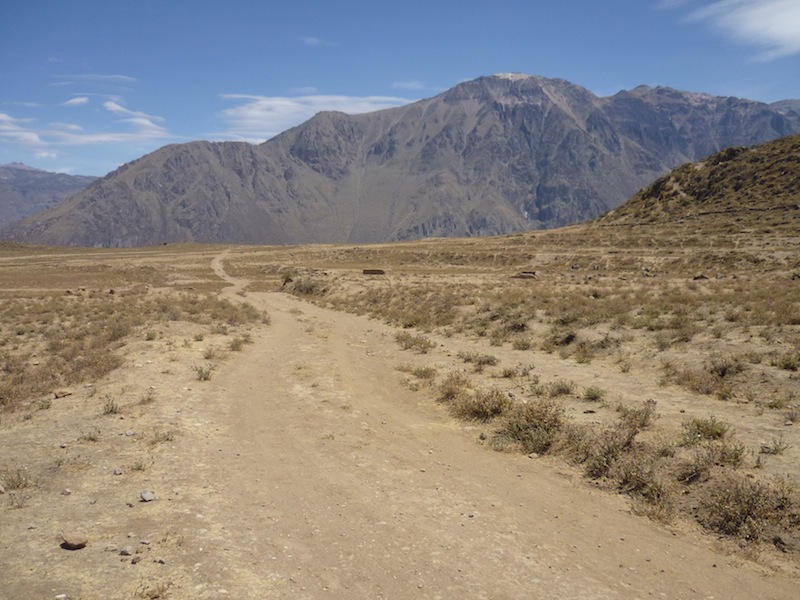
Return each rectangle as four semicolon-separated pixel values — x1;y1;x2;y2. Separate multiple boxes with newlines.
1;250;797;599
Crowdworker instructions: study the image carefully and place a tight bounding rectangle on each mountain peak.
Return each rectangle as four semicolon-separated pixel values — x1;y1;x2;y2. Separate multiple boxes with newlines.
1;162;44;172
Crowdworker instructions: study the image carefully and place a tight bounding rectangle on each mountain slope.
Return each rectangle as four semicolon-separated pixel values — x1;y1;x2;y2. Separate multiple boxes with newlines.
3;74;799;247
595;133;800;232
0;164;96;229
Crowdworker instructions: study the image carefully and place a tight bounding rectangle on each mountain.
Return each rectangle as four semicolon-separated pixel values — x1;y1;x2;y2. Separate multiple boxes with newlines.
0;164;97;229
3;73;799;247
594;133;800;232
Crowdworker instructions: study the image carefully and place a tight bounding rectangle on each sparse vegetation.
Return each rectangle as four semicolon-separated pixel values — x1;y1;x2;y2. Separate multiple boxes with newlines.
193;364;214;381
394;331;436;354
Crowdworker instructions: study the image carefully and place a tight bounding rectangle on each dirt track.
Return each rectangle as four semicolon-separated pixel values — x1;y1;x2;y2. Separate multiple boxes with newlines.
2;252;798;599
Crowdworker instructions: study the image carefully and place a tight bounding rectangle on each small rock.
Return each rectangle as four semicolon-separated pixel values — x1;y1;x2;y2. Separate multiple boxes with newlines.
61;488;72;496
479;432;487;440
113;468;123;476
0;483;5;495
104;543;119;552
140;490;156;502
59;443;67;449
53;389;72;399
61;532;88;550
125;430;135;437
786;420;794;427
27;523;37;530
131;555;141;564
155;558;166;564
119;546;133;556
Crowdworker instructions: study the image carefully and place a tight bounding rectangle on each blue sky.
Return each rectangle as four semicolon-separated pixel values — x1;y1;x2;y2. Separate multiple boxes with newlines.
2;0;799;176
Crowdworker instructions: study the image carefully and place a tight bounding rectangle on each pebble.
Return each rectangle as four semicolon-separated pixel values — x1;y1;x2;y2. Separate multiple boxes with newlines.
113;468;123;476
119;546;133;556
140;490;156;502
125;430;135;437
61;532;88;550
0;483;5;495
61;489;72;496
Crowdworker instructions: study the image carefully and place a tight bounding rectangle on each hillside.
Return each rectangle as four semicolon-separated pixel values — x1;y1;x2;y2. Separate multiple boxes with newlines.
3;73;799;247
596;133;800;232
0;163;96;229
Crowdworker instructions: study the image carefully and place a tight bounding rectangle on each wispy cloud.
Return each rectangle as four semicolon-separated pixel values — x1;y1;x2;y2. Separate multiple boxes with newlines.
301;35;323;46
0;99;173;160
666;0;800;59
57;74;137;84
217;94;413;142
102;101;168;137
0;112;47;149
62;96;89;107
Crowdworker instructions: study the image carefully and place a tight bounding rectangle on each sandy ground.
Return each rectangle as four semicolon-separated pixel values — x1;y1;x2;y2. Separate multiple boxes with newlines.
1;252;798;599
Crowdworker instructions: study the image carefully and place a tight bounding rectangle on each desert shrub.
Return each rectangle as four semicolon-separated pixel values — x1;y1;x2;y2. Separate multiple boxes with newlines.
707;353;746;379
613;453;669;504
617;399;658;432
1;467;34;490
682;416;729;444
228;334;253;351
581;401;658;479
394;331;436;354
194;364;214;381
677;440;746;484
698;474;797;540
437;371;471;403
457;351;499;369
450;388;512;421
292;278;323;296
495;398;565;454
583;386;606;402
411;366;438;380
512;338;533;351
102;395;120;415
545;379;576;397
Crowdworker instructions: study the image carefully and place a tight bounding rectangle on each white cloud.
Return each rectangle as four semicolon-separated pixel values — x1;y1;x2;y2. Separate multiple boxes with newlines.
673;0;800;59
63;96;89;107
101;101;168;137
0;112;47;149
50;122;84;131
58;74;137;84
217;94;413;142
0;99;173;160
302;36;322;46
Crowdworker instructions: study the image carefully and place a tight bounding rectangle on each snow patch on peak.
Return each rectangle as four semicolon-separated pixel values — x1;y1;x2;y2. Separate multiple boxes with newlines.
493;73;534;81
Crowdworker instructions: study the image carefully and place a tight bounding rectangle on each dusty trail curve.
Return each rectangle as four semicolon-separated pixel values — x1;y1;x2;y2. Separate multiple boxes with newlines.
178;253;797;598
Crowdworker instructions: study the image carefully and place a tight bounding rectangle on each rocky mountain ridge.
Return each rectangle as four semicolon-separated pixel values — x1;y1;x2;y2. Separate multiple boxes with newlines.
3;74;799;247
0;164;96;229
